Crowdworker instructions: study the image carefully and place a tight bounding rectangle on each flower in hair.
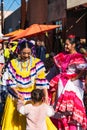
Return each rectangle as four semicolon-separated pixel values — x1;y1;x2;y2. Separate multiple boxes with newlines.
68;34;75;39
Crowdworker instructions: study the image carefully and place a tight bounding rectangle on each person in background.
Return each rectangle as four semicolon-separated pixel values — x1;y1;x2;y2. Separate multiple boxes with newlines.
0;42;5;77
40;41;46;62
49;35;87;130
29;40;36;57
1;40;49;130
36;40;46;62
0;42;5;100
83;52;87;114
0;42;5;123
79;38;87;55
17;88;55;130
4;41;18;64
76;38;87;54
36;40;41;58
85;71;87;89
46;52;59;81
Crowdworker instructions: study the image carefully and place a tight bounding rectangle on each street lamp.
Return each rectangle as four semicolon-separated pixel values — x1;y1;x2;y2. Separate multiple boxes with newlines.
1;0;4;34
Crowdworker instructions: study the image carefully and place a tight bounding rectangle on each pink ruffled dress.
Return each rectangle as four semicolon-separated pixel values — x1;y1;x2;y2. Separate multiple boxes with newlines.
50;52;87;130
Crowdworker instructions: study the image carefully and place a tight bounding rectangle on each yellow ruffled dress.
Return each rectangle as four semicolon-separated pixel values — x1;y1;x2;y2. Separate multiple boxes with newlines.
1;56;52;130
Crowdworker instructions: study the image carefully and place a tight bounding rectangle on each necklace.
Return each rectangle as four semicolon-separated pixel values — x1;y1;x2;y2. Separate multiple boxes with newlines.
21;60;30;70
19;56;32;71
17;56;36;86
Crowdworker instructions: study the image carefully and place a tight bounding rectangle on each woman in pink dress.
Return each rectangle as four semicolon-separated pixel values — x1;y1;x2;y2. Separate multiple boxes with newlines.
49;35;87;130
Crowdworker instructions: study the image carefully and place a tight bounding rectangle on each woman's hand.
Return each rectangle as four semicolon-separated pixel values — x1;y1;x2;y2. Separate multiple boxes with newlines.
12;87;24;100
85;82;87;93
17;93;24;101
71;70;85;82
71;77;76;81
44;96;49;104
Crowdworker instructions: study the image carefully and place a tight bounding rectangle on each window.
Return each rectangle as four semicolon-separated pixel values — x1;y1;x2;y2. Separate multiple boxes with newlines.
56;20;62;33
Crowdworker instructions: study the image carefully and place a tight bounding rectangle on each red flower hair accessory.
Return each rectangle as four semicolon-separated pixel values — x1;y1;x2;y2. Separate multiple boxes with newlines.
68;34;75;39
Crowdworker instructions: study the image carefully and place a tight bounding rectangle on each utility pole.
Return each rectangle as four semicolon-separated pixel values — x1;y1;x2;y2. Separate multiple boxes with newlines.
1;0;4;34
21;0;26;29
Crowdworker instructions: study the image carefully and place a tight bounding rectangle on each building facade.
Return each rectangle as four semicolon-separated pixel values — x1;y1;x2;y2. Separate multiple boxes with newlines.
0;11;12;33
4;0;87;52
66;0;87;39
67;0;87;9
4;8;21;34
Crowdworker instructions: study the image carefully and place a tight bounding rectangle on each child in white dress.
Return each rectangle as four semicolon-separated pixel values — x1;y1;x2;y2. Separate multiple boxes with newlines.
17;89;55;130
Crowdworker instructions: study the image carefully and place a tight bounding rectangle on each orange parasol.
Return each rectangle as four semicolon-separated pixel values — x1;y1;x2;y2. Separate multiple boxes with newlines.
11;30;24;38
4;29;24;37
12;24;61;41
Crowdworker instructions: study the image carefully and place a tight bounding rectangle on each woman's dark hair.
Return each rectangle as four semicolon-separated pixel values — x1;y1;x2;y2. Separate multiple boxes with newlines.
31;89;44;103
67;35;76;44
18;39;33;53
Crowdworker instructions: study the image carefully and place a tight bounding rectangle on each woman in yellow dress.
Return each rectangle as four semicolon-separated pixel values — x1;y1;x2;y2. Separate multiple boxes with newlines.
1;40;49;130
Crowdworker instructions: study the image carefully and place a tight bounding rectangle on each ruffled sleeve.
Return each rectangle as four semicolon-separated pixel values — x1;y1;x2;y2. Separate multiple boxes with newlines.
35;59;49;89
53;52;64;68
5;62;17;88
